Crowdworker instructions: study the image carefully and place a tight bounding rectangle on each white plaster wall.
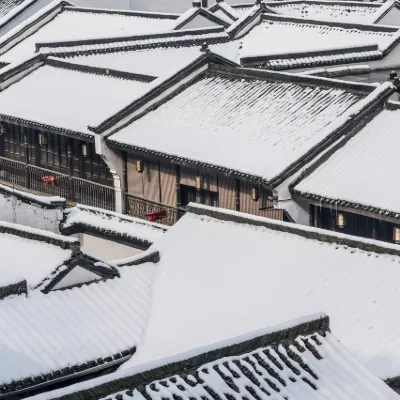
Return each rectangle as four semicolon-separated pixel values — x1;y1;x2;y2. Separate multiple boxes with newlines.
0;194;63;233
78;234;142;261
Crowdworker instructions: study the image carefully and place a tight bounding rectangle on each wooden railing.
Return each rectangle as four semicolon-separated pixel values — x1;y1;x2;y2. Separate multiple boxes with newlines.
0;157;115;210
126;194;185;226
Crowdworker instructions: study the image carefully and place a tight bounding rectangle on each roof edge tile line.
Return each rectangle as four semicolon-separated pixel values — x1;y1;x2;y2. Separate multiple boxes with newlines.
288;103;386;205
35;26;226;51
187;204;400;256
0;220;80;252
174;8;231;30
114;249;160;267
46;57;156;82
264;0;383;8
261;11;400;32
51;314;329;400
268;82;394;188
43;34;230;59
208;2;239;21
0;0;39;31
93;53;239;134
0;113;94;140
227;4;262;38
372;0;399;23
2;350;135;398
241;43;380;63
0;53;44;82
0;0;70;55
62;5;179;19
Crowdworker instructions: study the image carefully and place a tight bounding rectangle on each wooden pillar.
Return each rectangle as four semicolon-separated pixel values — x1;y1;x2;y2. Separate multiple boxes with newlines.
235;178;240;212
176;164;181;207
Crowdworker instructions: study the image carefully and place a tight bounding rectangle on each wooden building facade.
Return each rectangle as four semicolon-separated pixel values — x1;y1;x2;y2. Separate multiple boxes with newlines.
0;122;115;210
124;153;285;225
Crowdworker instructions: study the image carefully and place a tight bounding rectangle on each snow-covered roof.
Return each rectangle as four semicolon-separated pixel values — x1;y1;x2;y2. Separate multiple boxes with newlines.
0;262;155;396
0;220;78;289
62;204;167;248
0;58;151;137
292;107;400;220
173;5;231;30
113;204;400;381
266;0;383;24
0;4;178;65
107;62;388;187
0;0;26;20
239;15;398;61
59;41;240;78
31;314;400;400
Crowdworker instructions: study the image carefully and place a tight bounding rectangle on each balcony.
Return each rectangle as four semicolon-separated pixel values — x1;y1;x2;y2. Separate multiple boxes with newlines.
126;194;185;226
0;156;115;210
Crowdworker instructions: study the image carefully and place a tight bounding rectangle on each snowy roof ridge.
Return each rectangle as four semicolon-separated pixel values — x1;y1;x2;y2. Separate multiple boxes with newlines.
62;5;179;20
36;26;228;56
0;219;79;252
0;0;69;56
264;0;383;8
46;56;156;82
188;203;400;257
208;1;241;21
0;0;37;30
91;52;240;135
173;6;231;30
60;204;167;249
27;313;330;400
372;0;399;23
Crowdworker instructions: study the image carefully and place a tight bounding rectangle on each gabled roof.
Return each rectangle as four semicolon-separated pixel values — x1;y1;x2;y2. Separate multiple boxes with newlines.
0;56;152;138
77;203;400;383
237;12;400;70
173;5;231;30
0;260;156;397
26;314;400;400
61;204;167;249
103;58;391;188
0;1;179;65
291;104;400;222
0;220;78;290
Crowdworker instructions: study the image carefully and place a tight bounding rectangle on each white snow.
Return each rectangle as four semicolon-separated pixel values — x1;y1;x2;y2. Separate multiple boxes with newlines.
294;108;400;215
0;228;72;288
0;263;155;385
115;207;400;380
64;204;167;244
52;266;101;290
0;64;150;134
240;19;396;59
109;67;385;183
0;8;176;64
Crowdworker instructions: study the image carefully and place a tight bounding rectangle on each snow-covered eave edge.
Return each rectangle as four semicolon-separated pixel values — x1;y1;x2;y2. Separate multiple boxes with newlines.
28;312;329;400
0;0;70;55
371;0;399;24
187;202;400;256
0;0;37;30
35;26;228;55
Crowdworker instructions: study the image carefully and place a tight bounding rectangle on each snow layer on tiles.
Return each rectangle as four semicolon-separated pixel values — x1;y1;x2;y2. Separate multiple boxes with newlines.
269;2;381;23
123;211;400;379
0;9;175;64
0;263;155;386
66;41;241;77
0;230;71;288
110;71;367;182
295;109;400;215
64;204;167;243
240;20;395;59
0;65;149;134
0;0;28;19
106;333;400;400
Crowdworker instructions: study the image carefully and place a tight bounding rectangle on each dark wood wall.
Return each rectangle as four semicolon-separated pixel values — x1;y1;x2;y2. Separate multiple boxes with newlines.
1;123;113;186
126;154;277;217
